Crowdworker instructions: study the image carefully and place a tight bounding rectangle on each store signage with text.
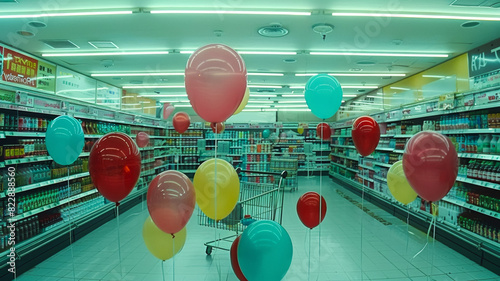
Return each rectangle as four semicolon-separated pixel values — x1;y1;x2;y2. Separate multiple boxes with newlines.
2;47;38;88
37;61;56;93
468;38;500;77
33;96;62;110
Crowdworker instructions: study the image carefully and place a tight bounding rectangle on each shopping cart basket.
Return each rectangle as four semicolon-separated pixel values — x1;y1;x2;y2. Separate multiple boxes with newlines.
198;168;287;255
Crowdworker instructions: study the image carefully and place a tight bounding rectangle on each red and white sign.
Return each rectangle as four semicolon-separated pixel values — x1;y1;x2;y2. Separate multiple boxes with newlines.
2;47;38;88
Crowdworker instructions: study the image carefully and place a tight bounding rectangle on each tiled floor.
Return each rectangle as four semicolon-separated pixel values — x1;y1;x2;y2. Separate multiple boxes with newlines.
17;176;499;280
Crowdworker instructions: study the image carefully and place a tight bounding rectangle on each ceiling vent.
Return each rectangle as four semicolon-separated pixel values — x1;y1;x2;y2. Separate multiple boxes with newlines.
258;23;289;37
88;41;119;49
42;40;79;49
28;21;47;28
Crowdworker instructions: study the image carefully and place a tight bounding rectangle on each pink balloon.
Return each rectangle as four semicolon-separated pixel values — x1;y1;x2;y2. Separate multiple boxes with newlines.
185;44;247;122
403;131;458;202
136;132;150;148
163;103;175;120
147;170;196;235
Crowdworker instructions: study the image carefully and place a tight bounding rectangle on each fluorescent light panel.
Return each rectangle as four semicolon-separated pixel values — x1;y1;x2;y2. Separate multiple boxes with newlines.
274;104;308;108
295;73;406;77
92;72;183;77
248;100;274;103
289;85;377;89
43;51;169;57
180;50;296;55
248;85;283;88
123;85;184;89
278;100;305;103
0;11;132;19
151;10;310;16
310;51;448;58
138;94;187;97
175;105;192;108
331;12;500;22
248;73;284;76
246;105;271;108
249;94;277;97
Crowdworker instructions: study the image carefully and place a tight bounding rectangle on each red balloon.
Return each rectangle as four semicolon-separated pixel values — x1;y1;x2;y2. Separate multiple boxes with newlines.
173;112;191;134
185;44;247;123
316;123;331;140
147;171;196;235
230;236;248;281
89;133;141;203
163;103;175;120
352;116;380;156
297;192;327;229
210;122;225;134
403;131;458;202
136;132;150;148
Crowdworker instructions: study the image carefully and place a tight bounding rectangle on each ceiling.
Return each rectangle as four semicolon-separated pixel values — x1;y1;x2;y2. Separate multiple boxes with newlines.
1;0;500;114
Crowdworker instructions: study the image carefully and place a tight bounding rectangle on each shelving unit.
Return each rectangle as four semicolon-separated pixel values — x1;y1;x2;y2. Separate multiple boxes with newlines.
329;86;500;274
271;157;298;192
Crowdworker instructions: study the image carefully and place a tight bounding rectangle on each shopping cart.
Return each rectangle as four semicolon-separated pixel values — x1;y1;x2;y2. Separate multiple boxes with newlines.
198;167;287;255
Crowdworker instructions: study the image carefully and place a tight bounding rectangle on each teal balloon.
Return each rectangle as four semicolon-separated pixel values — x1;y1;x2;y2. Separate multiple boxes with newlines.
262;129;271;139
45;116;84;165
305;74;343;119
237;220;293;281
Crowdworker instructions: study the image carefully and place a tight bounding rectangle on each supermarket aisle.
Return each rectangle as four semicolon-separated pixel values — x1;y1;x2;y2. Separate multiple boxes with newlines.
16;176;499;281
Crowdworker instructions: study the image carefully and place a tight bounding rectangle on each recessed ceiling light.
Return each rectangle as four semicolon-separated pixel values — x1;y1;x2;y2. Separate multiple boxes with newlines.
258;23;289;37
461;21;480;28
88;41;119;49
283;58;297;63
349;68;363;72
28;21;47;28
16;30;34;37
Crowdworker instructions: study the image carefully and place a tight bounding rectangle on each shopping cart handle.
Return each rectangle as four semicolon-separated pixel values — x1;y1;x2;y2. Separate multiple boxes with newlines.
236;167;287;178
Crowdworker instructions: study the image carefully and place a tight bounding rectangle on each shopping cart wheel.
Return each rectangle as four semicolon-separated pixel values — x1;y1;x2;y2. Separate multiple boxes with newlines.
206;246;213;255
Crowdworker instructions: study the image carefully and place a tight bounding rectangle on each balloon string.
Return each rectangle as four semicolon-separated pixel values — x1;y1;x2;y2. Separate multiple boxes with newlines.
116;205;123;279
430;202;438;278
405;205;411;279
162;261;166;281
178;134;181;172
67;169;77;281
411;214;435;261
361;179;364;280
308;228;311;281
318;122;324;280
172;236;176;281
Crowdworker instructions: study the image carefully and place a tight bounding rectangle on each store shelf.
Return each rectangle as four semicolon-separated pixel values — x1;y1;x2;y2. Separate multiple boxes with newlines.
142;159;155;164
313;149;331;152
154;163;170;170
242;161;269;164
230;146;242;148
330;153;359;161
393;134;412;138
373;175;387;182
456;176;500;191
206;138;236;141
166;136;203;139
165;145;198;148
458;153;500;161
440;128;500;135
170;163;199;166
0;172;91;198
141;169;156;176
358;175;374;182
373;161;393;168
376;147;394;152
154;146;168;149
331;144;356;149
380;134;392;138
139;147;154;151
4;131;46;137
1;152;90;166
393;149;405;154
332;135;350;137
442;197;500;219
331;162;358;173
242;152;272;155
154;155;167;159
9;189;99;222
359;164;376;171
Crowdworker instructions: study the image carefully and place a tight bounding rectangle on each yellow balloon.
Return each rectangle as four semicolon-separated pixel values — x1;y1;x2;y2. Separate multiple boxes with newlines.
142;216;187;261
387;160;418;205
233;87;250;115
297;127;304;134
194;158;240;220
